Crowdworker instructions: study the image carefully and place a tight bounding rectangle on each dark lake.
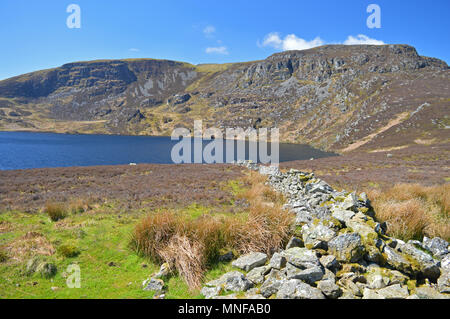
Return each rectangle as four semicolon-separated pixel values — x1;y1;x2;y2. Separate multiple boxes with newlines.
0;131;336;170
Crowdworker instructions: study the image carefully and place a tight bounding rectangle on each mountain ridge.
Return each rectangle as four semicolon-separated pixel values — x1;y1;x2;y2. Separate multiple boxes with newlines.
0;44;448;153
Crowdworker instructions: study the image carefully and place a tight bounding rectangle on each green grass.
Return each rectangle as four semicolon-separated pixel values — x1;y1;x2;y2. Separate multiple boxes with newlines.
0;208;235;299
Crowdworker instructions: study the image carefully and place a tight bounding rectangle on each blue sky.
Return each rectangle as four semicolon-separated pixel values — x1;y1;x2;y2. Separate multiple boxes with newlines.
0;0;449;80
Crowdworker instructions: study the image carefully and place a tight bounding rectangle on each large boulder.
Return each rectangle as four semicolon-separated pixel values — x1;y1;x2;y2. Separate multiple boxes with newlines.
232;252;267;272
327;233;365;263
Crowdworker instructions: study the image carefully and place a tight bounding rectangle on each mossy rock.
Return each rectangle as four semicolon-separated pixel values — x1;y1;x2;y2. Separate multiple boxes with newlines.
36;262;57;278
25;257;41;275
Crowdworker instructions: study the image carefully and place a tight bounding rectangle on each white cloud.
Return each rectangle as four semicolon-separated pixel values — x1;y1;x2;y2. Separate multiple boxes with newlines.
262;32;283;48
203;25;216;37
205;46;229;55
261;32;385;51
129;48;140;52
262;32;324;51
343;34;385;45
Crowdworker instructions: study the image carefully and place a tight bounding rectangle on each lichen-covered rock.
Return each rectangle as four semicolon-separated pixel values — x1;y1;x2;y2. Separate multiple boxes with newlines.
328;233;365;263
346;219;378;239
362;288;385;299
302;223;337;249
376;284;409;299
201;286;222;299
281;247;320;269
423;237;448;257
367;274;387;289
337;277;363;297
260;269;286;298
383;245;413;275
205;271;253;292
232;252;268;272
364;245;385;265
285;263;324;284
317;279;342;299
268;252;287;270
143;278;165;293
331;208;355;224
319;255;340;271
341;193;359;211
365;268;410;289
441;254;450;271
246;266;270;285
401;243;441;280
437;271;450;294
276;279;325;299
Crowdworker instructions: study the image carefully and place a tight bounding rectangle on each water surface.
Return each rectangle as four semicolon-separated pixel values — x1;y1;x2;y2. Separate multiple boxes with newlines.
0;131;336;170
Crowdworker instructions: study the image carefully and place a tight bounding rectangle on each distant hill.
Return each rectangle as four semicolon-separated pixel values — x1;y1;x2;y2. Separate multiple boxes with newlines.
0;44;448;152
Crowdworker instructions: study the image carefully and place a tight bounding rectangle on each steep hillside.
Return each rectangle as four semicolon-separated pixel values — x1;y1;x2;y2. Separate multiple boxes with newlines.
0;44;448;152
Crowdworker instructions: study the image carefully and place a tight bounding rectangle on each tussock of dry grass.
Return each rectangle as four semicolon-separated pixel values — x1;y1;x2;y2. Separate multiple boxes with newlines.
367;183;450;241
44;203;67;221
5;232;55;262
131;171;293;290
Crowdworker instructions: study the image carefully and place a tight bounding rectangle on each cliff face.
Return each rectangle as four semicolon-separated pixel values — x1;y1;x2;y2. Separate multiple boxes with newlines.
0;45;448;152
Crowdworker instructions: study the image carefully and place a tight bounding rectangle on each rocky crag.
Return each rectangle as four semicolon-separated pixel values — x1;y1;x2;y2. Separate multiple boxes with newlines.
192;162;449;299
0;45;448;152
